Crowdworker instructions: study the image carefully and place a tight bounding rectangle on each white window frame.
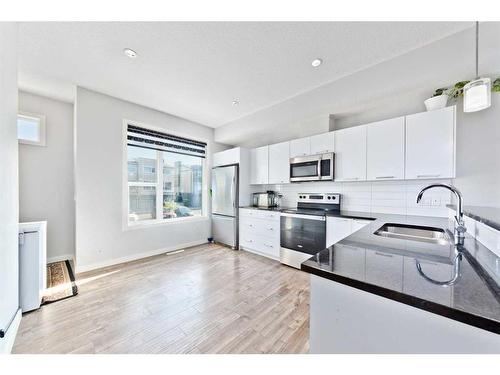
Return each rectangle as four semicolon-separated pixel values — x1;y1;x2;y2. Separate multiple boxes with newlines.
17;111;46;146
122;119;209;230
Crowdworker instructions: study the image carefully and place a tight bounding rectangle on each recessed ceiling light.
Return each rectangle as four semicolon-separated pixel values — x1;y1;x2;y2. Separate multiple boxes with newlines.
311;58;323;68
232;99;240;106
123;48;138;58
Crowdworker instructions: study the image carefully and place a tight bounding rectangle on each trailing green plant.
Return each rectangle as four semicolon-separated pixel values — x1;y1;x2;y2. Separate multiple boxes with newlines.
432;78;500;99
493;78;500;92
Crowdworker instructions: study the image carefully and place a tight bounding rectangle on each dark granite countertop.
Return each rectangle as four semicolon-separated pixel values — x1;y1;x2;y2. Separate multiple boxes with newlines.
447;204;500;232
301;212;500;334
239;205;500;333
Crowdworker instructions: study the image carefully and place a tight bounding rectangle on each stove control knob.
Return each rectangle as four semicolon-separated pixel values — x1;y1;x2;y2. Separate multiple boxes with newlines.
327;196;331;200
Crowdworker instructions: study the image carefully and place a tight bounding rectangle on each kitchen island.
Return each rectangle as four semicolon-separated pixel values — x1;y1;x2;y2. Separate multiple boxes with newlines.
301;211;500;353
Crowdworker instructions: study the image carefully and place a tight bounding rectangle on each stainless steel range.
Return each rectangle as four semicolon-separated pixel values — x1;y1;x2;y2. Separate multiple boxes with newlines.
280;193;341;268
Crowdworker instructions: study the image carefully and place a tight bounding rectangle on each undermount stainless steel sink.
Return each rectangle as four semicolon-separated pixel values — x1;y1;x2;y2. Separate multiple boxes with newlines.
374;223;450;246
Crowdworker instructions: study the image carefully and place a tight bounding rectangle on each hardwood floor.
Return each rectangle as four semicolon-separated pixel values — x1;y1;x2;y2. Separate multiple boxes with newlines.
13;243;310;354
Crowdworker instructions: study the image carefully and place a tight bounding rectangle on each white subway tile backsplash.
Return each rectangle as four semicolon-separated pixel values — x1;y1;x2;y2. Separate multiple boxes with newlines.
252;179;451;217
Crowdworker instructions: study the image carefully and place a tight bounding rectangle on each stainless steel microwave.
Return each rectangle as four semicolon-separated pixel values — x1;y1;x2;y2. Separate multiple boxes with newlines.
289;153;335;182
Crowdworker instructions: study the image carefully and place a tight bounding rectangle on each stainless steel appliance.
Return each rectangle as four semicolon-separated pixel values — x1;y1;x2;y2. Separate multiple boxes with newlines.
252;191;278;208
211;164;239;249
289;152;334;182
280;193;341;268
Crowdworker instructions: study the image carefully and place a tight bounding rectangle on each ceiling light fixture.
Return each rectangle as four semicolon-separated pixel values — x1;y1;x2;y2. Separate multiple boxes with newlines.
463;22;491;113
232;99;240;106
311;58;323;68
123;48;138;58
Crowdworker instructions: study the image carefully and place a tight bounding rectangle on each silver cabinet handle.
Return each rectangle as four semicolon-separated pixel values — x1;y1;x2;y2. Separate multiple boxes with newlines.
375;176;395;179
343;177;359;181
375;251;393;258
264;244;274;248
267;227;274;231
417;174;441;178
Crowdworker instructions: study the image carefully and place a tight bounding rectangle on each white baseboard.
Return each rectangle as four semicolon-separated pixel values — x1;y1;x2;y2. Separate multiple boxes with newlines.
75;239;208;273
47;253;74;264
0;308;22;354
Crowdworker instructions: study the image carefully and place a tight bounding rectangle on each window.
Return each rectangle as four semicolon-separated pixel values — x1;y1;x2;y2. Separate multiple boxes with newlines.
125;123;207;225
17;112;46;146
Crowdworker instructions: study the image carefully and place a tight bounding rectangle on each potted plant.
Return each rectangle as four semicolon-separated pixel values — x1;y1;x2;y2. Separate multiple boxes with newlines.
163;200;178;219
424;87;449;111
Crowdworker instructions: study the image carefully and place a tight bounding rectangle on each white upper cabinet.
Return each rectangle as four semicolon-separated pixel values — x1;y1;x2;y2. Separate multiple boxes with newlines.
290;137;311;157
268;141;290;184
213;147;241;167
334;125;367;182
405;106;455;180
250;146;269;185
366;117;405;181
310;132;335;155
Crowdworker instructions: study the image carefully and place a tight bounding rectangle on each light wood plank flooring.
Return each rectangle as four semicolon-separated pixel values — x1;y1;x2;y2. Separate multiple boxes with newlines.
13;243;310;354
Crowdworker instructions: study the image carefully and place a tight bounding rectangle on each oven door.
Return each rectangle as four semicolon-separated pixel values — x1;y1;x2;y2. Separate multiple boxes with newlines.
280;213;326;255
290;156;320;182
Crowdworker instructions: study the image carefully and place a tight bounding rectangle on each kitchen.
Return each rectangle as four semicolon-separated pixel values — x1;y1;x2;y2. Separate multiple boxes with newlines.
1;13;499;369
211;102;499;353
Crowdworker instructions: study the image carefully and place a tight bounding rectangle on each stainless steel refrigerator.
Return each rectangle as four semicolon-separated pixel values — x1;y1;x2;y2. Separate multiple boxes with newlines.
211;164;239;249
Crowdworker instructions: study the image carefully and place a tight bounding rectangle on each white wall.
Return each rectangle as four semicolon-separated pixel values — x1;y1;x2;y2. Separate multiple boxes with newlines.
74;87;222;272
0;23;20;352
454;95;500;208
216;23;500;147
18;91;75;262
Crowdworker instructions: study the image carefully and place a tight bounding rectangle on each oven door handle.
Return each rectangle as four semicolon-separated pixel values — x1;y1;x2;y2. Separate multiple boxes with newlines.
280;213;326;221
317;156;321;178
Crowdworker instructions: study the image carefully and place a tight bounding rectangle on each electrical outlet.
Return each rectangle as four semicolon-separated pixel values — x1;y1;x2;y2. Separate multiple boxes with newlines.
431;197;441;206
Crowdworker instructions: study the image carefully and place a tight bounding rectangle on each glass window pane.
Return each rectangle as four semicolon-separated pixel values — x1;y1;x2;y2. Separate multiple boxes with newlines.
17;115;40;142
163;152;203;219
127;145;157;183
129;186;156;222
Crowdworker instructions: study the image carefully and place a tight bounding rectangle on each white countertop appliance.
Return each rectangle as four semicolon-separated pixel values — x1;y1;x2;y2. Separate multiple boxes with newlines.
280;193;341;268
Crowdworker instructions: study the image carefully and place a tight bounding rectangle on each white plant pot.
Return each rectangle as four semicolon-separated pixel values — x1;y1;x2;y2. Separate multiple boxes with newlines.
424;95;448;111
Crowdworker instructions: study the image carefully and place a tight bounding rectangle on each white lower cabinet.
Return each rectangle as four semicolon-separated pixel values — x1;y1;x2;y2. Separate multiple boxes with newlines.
351;219;372;233
239;209;280;260
326;217;352;247
327;217;372;247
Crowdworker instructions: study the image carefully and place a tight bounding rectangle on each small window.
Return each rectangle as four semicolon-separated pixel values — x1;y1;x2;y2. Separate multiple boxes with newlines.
17;112;46;146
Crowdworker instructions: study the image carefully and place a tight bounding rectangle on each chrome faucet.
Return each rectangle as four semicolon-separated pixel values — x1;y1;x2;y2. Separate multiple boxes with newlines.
416;183;466;246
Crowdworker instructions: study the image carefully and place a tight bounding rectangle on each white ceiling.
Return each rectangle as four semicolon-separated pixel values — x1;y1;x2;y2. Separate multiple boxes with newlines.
18;22;474;129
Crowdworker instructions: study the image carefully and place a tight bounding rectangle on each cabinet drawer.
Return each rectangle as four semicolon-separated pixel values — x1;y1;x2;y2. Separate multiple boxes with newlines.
239;208;280;222
240;218;279;238
239;234;280;259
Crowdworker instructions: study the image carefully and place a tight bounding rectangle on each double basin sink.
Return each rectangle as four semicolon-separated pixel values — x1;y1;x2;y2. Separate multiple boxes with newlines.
374;223;450;246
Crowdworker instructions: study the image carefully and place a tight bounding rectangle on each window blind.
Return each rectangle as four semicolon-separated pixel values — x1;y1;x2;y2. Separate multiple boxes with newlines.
127;124;207;158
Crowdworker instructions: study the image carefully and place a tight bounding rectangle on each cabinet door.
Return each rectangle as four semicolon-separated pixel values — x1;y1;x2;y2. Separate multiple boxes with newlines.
310;132;335;155
213;147;240;167
351;219;371;233
405;106;455;179
366;117;405;181
326;217;352;247
290;137;311;157
334;125;367;181
250;146;269;184
268;141;290;184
